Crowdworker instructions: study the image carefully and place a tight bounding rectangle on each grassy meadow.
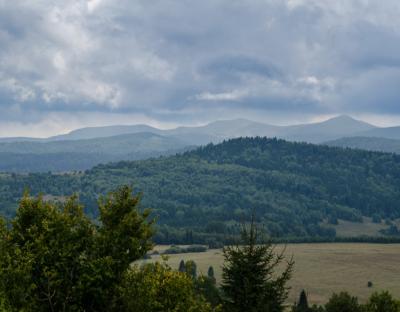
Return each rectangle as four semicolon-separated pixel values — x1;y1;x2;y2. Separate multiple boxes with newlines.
144;243;400;305
322;217;400;237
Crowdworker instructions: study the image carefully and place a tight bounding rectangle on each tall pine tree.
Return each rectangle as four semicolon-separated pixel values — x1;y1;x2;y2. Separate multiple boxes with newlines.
292;290;310;312
221;216;294;312
179;260;186;273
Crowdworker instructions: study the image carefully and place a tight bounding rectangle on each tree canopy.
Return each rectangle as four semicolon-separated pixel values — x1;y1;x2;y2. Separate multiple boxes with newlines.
1;137;400;243
221;218;294;312
0;186;154;311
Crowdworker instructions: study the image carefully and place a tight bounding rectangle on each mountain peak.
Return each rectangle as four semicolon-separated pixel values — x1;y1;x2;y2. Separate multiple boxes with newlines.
328;115;361;122
323;115;376;128
331;114;356;121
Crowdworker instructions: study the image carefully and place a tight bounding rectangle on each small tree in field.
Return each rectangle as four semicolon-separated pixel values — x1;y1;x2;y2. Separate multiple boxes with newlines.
221;217;294;312
185;260;198;279
179;259;186;272
208;266;216;284
292;290;310;312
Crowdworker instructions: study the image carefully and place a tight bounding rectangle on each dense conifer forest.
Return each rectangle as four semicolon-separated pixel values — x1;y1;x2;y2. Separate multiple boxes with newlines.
0;137;400;243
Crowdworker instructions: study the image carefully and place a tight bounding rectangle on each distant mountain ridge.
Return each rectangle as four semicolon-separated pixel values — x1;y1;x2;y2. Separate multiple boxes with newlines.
325;136;400;154
279;115;376;143
2;115;400;172
0;132;190;172
0;115;382;144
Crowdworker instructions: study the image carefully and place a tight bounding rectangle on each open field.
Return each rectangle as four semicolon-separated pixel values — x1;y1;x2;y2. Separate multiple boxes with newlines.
321;217;400;237
143;243;400;305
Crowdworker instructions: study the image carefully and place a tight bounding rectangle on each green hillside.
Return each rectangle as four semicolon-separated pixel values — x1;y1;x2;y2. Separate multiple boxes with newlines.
0;137;400;243
0;132;190;172
325;136;400;154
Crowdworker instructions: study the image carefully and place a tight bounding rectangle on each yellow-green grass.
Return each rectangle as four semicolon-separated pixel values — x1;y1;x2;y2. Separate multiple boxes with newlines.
321;217;391;237
143;243;400;305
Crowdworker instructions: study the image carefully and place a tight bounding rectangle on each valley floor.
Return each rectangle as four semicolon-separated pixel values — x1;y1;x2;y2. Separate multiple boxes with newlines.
144;243;400;305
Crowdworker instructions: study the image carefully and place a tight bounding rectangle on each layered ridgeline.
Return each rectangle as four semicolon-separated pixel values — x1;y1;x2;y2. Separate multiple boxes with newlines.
325;136;400;154
0;137;400;242
0;132;191;172
4;115;400;172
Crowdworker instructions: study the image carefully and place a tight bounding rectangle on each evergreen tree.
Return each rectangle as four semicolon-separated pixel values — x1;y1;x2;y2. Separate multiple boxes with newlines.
195;275;222;308
179;259;186;272
185;260;198;279
293;290;310;312
221;217;294;312
208;266;216;284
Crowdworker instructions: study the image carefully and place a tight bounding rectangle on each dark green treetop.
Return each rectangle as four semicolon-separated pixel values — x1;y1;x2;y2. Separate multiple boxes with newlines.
221;217;294;312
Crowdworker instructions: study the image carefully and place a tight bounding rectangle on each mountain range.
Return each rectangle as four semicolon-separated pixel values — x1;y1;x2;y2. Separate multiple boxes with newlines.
2;115;400;172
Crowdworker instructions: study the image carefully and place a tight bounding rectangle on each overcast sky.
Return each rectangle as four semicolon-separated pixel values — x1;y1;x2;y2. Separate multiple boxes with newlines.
1;0;400;137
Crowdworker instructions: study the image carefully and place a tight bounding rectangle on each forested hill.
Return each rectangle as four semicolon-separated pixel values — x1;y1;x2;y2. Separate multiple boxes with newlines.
1;137;400;242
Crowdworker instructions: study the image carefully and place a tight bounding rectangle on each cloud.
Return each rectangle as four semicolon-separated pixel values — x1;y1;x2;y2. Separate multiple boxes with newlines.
1;0;400;136
194;90;248;101
87;0;103;13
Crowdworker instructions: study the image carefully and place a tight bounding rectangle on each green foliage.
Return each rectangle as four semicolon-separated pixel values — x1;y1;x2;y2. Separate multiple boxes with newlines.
179;259;186;272
176;261;220;307
194;276;222;308
117;262;218;312
208;266;215;281
326;136;400;155
185;260;198;279
0;133;189;172
324;292;362;312
0;186;153;312
164;245;208;254
312;291;400;312
221;218;294;312
2;137;400;241
364;291;400;312
292;290;311;312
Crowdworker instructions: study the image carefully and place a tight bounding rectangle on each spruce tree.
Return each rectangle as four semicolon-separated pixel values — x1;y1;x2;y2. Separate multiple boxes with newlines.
208;266;216;284
221;217;294;312
179;260;186;273
293;290;310;312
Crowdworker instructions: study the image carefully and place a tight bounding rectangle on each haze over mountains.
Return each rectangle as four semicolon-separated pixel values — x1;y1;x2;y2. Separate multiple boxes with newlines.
1;115;400;172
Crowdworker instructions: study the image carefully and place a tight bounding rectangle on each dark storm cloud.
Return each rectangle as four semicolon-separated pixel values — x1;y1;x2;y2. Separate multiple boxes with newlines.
1;0;400;133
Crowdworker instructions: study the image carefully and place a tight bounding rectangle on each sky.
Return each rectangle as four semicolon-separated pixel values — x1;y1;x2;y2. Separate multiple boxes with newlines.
1;0;400;137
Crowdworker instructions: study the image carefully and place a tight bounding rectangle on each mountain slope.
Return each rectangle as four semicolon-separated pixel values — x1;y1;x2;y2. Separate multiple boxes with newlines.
0;115;395;173
357;126;400;140
281;115;376;143
0;137;399;242
0;132;190;172
49;124;164;141
325;136;400;154
164;118;282;144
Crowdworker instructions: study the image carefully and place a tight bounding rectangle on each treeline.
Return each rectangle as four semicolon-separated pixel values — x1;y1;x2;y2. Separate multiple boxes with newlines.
153;226;400;246
0;187;399;311
1;137;400;242
293;290;400;312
